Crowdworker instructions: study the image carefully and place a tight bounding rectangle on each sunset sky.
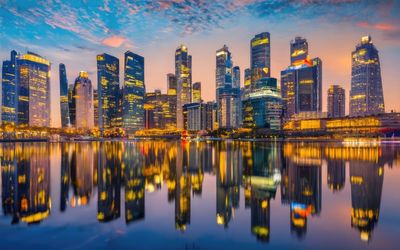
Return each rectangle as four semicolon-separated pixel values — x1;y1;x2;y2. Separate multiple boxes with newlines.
1;0;399;127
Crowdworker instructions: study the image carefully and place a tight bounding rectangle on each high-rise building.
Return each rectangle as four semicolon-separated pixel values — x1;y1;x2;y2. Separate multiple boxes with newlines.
251;32;271;86
144;89;169;129
233;66;240;89
216;45;240;128
327;85;345;118
72;71;94;128
192;82;201;103
97;53;120;129
166;73;177;129
281;37;322;118
1;50;17;124
243;68;252;98
182;102;213;131
123;51;145;133
175;45;192;129
68;84;75;126
15;52;51;127
93;89;99;127
59;63;70;127
242;78;282;130
350;36;385;117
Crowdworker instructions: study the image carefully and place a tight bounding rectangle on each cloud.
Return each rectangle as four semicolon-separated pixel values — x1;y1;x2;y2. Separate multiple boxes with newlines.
101;35;127;48
357;21;400;41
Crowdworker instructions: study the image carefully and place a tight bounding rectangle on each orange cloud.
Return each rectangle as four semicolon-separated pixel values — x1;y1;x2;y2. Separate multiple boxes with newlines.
101;35;127;47
357;21;397;31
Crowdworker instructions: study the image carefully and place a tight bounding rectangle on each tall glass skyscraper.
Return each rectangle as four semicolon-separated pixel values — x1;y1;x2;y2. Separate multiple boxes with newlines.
233;66;240;89
59;63;70;127
97;53;120;129
192;82;201;103
166;73;177;129
216;45;240;128
281;37;322;118
123;51;145;133
15;52;51;127
72;71;94;128
327;85;345;118
175;45;192;129
1;50;17;124
251;32;271;87
350;36;385;117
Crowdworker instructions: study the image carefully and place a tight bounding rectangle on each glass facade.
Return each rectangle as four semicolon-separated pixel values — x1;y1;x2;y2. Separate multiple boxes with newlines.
97;53;120;129
123;51;145;133
350;36;385;117
192;82;201;103
327;85;345;118
175;45;192;129
251;32;271;86
72;71;94;128
1;50;17;124
59;63;70;128
166;73;177;129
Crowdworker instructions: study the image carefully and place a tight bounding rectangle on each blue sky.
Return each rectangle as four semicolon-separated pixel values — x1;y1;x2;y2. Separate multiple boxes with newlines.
1;0;400;127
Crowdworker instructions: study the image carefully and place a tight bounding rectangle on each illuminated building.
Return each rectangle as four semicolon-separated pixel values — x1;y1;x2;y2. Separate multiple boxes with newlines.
244;68;251;98
192;81;201;103
97;142;121;222
350;162;383;242
182;101;214;131
15;52;51;127
216;45;240;128
175;45;192;129
242;77;282;130
281;37;322;118
93;89;99;127
59;63;70;127
216;142;241;228
327;85;345;118
350;36;385;117
68;84;75;126
72;71;94;128
71;143;94;207
123;51;145;133
205;101;215;130
233;66;240;89
1;50;17;124
144;89;169;129
166;73;177;129
251;32;271;86
327;159;345;192
97;53;120;129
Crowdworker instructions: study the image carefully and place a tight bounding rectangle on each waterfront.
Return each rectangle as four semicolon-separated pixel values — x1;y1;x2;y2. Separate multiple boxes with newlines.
1;141;400;249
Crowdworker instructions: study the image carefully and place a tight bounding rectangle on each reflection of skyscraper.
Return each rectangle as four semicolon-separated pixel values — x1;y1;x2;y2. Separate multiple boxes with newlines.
327;159;345;191
124;143;145;224
72;71;94;128
350;162;384;242
59;63;70;127
175;45;192;129
175;143;191;231
71;143;94;207
16;52;51;127
2;50;17;124
60;143;71;212
97;142;121;222
1;143;18;220
350;36;385;117
123;51;145;133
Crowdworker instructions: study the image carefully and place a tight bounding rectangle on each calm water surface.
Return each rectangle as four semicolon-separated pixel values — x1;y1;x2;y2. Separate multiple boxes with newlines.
0;140;400;249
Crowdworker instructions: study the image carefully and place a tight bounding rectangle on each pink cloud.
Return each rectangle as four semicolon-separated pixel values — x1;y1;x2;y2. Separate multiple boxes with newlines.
101;35;127;47
357;21;397;31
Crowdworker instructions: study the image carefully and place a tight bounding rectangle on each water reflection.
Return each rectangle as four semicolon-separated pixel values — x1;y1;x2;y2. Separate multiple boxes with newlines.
0;141;399;246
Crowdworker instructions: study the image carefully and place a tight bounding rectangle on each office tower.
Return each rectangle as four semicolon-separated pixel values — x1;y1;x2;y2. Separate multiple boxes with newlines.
182;102;213;131
59;63;70;127
233;66;240;89
144;89;169;129
244;68;252;98
281;37;322;118
242;78;282;130
216;45;240;128
72;71;94;129
251;32;271;86
68;84;75;126
115;87;124;128
192;82;201;103
350;36;385;116
175;45;192;129
123;51;145;133
166;73;177;129
15;52;51;127
93;89;99;127
97;53;120;129
327;85;345;118
1;50;17;124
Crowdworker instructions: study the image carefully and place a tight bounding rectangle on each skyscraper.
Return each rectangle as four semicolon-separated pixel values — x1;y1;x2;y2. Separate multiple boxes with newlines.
123;51;145;133
251;32;271;86
281;37;322;118
327;85;345;118
166;73;177;129
72;71;94;128
350;36;385;117
15;52;51;127
1;50;17;124
59;63;70;127
233;66;240;89
175;45;192;129
192;82;201;103
216;45;240;128
97;53;120;129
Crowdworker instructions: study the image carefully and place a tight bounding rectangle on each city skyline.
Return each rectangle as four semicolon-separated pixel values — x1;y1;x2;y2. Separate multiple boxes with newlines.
1;1;400;128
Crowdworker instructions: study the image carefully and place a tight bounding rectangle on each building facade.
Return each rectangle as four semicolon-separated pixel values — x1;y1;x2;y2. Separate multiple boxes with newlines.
72;71;94;129
97;53;120;129
166;73;177;129
59;63;70;127
1;50;17;124
251;32;271;86
192;82;201;103
123;51;145;133
350;36;385;117
327;85;345;118
175;45;192;129
182;102;214;131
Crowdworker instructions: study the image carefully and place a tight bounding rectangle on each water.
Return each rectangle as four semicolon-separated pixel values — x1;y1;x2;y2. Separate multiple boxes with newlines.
0;140;399;249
